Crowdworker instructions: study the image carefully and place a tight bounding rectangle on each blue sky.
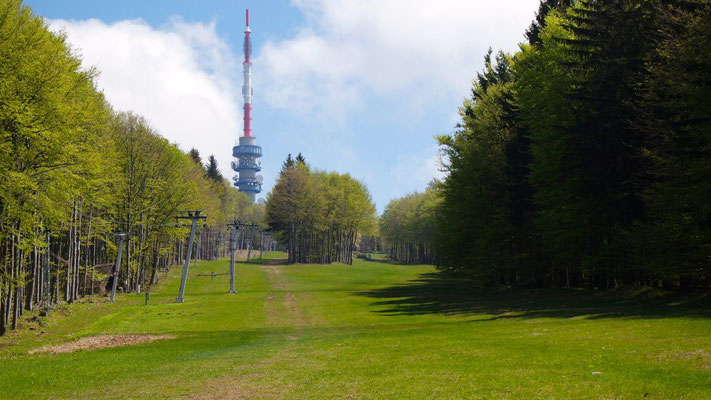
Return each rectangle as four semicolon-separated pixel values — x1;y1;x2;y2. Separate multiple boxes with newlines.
25;0;539;213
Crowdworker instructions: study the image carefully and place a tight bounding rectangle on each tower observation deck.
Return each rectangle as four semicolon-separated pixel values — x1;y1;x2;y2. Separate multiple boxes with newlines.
232;9;262;201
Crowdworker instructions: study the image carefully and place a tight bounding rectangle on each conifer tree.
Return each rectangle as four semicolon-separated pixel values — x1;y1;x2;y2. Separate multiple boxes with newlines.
205;155;224;183
188;148;203;166
631;2;711;289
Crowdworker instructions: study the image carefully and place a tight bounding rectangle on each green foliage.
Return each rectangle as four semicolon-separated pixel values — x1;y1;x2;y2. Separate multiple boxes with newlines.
520;0;660;286
525;0;572;46
187;148;202;167
629;3;711;288
266;155;377;264
0;0;261;335
431;0;711;290
436;50;538;283
204;155;224;183
0;0;109;229
380;187;439;264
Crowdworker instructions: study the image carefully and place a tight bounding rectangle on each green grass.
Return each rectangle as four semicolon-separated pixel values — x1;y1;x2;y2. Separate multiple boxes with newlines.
1;253;710;399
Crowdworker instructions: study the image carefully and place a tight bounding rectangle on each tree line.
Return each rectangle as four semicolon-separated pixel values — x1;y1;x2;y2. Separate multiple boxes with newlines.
0;0;259;335
381;0;711;291
379;188;438;264
266;154;377;265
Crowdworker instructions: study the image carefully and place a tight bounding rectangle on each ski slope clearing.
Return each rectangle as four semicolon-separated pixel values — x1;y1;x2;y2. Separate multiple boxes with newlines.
1;253;710;399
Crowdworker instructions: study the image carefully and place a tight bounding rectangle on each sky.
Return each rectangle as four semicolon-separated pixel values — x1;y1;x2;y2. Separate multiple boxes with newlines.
25;0;540;213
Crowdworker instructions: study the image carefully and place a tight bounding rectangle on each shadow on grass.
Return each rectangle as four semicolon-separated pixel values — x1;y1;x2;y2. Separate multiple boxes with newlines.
355;253;399;264
357;272;711;320
242;257;288;265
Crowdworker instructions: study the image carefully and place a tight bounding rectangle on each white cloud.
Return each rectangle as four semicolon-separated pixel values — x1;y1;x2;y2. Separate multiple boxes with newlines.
389;145;446;194
45;2;540;208
48;17;241;180
258;0;537;120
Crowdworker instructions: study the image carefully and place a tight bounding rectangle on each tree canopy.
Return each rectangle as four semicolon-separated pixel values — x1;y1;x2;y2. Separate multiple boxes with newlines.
381;0;711;291
0;0;258;335
266;154;377;265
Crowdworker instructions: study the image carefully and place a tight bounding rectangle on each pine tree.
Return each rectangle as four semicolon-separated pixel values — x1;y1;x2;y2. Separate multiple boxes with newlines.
188;148;202;166
436;50;535;282
282;153;295;171
519;0;657;287
526;0;573;46
631;2;711;289
295;153;306;165
205;155;223;183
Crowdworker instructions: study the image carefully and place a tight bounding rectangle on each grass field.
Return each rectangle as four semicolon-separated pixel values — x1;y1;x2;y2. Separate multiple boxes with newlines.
1;253;710;399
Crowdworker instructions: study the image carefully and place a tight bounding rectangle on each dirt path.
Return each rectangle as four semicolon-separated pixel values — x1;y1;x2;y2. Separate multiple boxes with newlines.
263;265;307;332
190;265;310;399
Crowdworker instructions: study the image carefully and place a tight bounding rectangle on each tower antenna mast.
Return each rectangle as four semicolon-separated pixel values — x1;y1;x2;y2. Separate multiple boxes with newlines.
232;9;263;202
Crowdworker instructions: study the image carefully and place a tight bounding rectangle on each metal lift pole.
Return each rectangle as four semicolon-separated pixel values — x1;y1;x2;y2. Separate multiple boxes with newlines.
259;229;264;259
43;229;51;314
110;233;127;303
193;229;202;267
239;224;245;251
216;232;222;259
177;217;198;303
227;221;239;294
246;224;256;262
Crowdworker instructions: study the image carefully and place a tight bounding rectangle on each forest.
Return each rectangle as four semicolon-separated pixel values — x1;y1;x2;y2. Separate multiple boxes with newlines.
0;0;262;336
380;0;711;291
2;0;710;339
265;154;377;265
379;187;438;265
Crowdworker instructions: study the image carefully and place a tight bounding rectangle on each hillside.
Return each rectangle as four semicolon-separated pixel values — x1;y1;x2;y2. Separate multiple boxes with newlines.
1;254;709;399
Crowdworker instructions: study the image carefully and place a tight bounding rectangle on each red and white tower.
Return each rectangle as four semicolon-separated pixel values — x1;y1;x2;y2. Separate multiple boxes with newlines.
243;9;252;137
232;9;262;201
